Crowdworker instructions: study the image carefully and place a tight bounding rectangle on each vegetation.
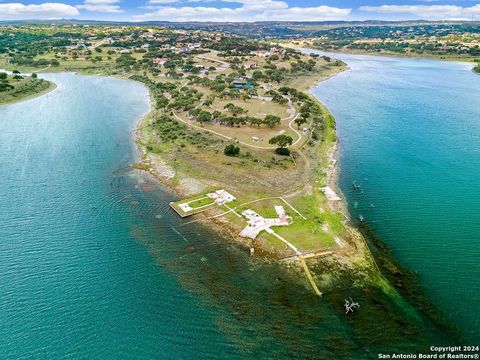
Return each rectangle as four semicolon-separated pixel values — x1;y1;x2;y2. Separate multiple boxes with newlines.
0;72;54;105
0;23;355;265
269;134;293;155
224;144;240;156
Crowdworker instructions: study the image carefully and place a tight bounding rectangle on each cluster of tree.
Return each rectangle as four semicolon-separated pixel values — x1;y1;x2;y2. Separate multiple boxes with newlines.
116;54;137;67
188;107;281;128
209;38;261;54
9;56;59;67
0;72;14;92
0;29;83;56
265;90;288;105
315;38;480;56
269;135;293;156
311;24;480;41
290;58;316;72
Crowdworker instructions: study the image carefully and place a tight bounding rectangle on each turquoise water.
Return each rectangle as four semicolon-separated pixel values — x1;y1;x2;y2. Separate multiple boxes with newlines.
310;51;480;342
0;72;461;359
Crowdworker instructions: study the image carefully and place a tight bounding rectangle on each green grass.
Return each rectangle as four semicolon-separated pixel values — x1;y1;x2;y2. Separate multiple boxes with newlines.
0;76;56;106
170;188;229;217
188;196;215;209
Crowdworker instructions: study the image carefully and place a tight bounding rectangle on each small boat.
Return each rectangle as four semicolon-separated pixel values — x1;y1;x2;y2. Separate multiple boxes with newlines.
358;214;364;222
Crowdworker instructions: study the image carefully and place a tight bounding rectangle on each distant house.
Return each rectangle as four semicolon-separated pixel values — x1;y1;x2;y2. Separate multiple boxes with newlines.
244;61;259;69
153;57;168;65
119;49;131;54
253;50;271;57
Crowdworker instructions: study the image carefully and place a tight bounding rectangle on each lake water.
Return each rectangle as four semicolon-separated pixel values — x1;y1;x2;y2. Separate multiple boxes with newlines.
310;51;480;342
0;72;464;359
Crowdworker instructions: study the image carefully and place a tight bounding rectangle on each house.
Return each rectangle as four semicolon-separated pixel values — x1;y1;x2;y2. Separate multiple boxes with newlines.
119;49;131;54
153;57;168;65
244;61;259;69
253;50;272;57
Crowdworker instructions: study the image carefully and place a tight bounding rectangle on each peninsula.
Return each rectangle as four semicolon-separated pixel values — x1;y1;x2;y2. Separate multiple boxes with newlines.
0;23;383;294
0;71;55;106
0;23;464;350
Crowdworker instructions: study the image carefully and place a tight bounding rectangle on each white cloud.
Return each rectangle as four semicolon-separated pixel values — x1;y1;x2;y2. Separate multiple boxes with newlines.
77;0;122;13
149;0;180;3
0;2;79;19
137;0;351;22
76;3;123;12
84;0;119;4
359;4;480;20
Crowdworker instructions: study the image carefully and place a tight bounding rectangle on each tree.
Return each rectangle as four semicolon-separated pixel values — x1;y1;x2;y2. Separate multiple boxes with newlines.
294;117;307;129
269;134;293;148
31;73;38;79
0;82;14;92
224;144;240;157
269;134;293;155
0;72;7;80
197;110;212;123
263;115;281;128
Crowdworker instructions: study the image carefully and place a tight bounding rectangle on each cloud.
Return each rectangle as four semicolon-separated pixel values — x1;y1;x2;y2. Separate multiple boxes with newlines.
137;0;351;22
77;0;122;13
0;2;79;19
84;0;119;4
149;0;180;3
76;3;123;12
359;4;480;20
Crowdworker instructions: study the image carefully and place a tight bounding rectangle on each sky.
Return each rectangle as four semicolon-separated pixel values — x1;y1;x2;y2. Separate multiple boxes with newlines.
0;0;479;22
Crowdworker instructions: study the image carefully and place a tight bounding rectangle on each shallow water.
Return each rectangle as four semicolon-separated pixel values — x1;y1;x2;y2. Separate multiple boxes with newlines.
310;51;480;342
0;72;460;359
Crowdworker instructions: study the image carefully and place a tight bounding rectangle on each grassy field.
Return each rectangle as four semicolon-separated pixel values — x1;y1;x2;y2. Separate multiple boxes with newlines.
176;111;298;147
170;192;218;217
210;97;289;119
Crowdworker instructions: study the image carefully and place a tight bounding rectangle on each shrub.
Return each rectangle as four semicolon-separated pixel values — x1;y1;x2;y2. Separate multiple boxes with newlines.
224;144;240;157
275;147;290;156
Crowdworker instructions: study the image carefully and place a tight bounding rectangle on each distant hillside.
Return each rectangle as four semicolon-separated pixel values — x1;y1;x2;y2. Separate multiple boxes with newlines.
1;19;479;39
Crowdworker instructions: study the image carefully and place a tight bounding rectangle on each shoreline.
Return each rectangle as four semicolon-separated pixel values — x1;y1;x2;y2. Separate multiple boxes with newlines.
293;44;478;66
0;79;57;107
3;66;463;343
302;49;466;341
17;65;461;341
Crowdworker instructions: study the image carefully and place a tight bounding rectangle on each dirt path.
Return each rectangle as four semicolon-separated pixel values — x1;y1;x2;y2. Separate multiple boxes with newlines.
196;53;230;72
172;96;303;150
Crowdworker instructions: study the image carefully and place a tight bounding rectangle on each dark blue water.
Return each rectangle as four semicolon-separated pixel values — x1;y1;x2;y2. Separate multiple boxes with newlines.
0;72;462;359
310;51;480;342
